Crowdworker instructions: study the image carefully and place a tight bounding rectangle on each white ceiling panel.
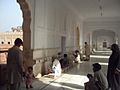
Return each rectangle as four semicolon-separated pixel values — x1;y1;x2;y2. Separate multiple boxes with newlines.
66;0;120;19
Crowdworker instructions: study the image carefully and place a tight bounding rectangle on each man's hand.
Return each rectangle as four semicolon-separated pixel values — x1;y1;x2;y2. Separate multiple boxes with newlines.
115;69;120;74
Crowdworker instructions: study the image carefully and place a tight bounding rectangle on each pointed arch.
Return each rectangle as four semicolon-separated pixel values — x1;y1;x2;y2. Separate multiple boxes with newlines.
17;0;33;68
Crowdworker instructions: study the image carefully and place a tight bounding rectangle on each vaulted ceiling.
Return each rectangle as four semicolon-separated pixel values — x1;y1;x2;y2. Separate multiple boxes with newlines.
66;0;120;19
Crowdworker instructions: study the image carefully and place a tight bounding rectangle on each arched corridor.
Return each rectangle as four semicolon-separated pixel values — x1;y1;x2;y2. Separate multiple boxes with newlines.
0;0;120;90
15;0;120;78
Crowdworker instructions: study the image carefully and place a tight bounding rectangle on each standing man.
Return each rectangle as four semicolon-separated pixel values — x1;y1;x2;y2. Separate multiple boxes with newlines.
107;44;120;90
7;38;24;90
84;42;90;61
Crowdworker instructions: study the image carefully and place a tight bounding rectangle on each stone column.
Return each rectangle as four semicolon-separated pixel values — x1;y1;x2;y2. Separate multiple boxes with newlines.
17;0;34;70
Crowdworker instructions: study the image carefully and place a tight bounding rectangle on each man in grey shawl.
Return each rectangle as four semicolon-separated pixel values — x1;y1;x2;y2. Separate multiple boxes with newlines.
7;38;24;90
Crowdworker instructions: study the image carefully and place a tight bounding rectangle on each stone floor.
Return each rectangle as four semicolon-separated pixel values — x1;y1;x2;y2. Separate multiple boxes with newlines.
0;52;110;90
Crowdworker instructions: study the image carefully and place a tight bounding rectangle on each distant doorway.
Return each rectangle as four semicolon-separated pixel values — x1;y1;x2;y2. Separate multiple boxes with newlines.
103;41;107;48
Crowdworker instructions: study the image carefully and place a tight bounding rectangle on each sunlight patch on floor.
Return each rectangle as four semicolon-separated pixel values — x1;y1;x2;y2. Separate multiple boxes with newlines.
94;50;112;53
90;55;110;59
60;74;88;86
99;62;108;65
49;74;88;90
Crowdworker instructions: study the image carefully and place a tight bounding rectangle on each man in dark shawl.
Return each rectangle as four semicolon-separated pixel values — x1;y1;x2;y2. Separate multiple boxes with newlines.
107;44;120;90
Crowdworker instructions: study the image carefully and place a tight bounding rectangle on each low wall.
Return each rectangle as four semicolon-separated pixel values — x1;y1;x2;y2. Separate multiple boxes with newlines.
33;52;76;77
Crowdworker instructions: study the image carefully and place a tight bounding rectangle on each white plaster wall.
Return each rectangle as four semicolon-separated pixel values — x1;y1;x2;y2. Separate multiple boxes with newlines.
28;0;83;59
27;0;35;49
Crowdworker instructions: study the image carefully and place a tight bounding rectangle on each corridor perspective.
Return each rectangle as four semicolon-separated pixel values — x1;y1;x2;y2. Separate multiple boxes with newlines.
0;0;120;90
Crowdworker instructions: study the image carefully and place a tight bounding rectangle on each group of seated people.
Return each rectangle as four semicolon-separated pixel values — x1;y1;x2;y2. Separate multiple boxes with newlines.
50;51;109;90
50;50;81;77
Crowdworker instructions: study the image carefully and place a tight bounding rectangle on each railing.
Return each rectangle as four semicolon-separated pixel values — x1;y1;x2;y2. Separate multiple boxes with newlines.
0;50;8;53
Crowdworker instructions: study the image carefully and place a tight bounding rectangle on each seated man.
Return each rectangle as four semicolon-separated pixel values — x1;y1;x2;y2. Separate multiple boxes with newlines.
84;74;99;90
59;54;69;68
92;63;108;90
52;58;62;77
73;50;81;63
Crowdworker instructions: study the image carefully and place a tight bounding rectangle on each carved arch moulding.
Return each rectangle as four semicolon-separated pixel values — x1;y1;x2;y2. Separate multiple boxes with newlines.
17;0;34;68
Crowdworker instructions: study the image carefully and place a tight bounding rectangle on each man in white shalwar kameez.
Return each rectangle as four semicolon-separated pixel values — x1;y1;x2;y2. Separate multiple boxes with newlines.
52;59;61;77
